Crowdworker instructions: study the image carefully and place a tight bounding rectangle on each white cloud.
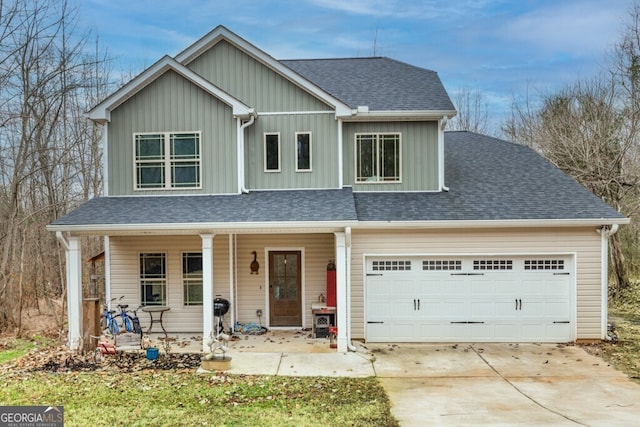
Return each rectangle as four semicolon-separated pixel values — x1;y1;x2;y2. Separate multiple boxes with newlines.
500;1;627;57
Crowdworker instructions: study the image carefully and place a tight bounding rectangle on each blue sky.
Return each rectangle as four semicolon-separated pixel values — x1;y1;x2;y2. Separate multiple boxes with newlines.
79;0;633;131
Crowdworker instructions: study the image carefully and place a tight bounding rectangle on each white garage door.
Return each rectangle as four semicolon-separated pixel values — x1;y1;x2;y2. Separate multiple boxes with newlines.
365;256;573;343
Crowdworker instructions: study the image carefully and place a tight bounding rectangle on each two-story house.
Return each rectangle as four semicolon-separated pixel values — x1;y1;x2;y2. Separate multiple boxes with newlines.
49;26;627;352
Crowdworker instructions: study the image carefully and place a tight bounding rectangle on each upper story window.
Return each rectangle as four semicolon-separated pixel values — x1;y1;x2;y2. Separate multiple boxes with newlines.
355;133;401;183
295;132;312;172
134;132;201;189
264;133;280;172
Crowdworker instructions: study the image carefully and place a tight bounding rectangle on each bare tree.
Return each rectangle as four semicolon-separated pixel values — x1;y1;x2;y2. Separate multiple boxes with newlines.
448;85;489;134
0;0;110;334
504;77;639;292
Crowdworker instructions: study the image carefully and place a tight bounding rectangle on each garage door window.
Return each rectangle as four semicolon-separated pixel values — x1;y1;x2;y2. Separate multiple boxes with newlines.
524;259;565;270
473;259;513;270
372;260;411;271
423;260;462;271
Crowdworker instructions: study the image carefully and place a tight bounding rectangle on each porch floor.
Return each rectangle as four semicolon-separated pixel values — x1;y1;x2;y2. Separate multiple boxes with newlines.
147;329;340;354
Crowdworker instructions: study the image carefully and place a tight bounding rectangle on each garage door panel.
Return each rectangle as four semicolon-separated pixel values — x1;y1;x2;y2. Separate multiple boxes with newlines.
365;255;573;343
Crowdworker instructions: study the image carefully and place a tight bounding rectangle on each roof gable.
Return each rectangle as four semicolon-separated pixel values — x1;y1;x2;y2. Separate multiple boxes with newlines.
175;25;352;117
87;55;253;123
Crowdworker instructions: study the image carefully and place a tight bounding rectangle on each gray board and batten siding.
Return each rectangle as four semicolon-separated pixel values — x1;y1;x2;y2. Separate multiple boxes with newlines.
342;121;440;191
109;70;238;195
186;40;334;113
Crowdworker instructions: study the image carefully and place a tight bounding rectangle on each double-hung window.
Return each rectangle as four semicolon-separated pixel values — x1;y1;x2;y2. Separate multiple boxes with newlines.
183;252;203;306
355;133;401;182
140;253;166;305
134;132;201;189
295;132;312;172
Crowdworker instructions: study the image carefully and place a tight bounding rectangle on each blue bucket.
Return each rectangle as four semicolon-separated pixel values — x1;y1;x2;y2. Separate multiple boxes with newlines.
146;347;159;361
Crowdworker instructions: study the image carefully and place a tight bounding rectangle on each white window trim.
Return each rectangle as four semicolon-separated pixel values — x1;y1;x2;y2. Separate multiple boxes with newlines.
295;131;312;172
182;251;203;307
264;132;281;173
354;132;402;184
133;131;202;190
139;252;167;306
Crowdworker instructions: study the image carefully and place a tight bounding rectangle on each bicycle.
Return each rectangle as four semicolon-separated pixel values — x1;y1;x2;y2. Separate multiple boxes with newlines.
101;297;120;335
118;301;142;335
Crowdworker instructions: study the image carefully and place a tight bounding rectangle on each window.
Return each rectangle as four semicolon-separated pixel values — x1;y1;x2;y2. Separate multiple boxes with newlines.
355;133;401;182
264;133;280;172
473;259;513;270
183;252;203;306
524;259;565;270
140;253;166;305
372;260;411;271
296;132;312;172
134;132;201;189
423;260;462;271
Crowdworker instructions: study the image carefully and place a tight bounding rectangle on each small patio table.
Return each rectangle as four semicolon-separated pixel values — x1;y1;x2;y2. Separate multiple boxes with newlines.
141;306;170;335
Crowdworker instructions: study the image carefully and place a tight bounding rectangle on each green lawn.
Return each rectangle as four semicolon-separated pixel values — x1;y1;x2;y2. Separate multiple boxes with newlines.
0;350;398;426
0;336;53;364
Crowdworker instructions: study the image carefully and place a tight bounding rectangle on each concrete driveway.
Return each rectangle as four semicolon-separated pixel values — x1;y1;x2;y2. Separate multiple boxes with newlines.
369;343;640;426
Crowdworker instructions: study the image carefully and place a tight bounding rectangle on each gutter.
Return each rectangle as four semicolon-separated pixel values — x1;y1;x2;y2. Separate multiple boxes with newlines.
56;231;69;251
344;227;357;352
598;224;620;341
238;112;256;194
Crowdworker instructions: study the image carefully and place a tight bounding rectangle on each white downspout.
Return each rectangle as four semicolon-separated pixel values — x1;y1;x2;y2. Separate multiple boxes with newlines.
102;124;109;196
439;116;449;192
345;227;357;352
599;224;619;340
338;119;344;188
238;113;256;194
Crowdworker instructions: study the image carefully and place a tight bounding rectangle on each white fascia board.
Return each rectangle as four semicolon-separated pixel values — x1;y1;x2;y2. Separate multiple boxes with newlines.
344;110;458;122
46;217;629;236
175;26;352;118
86;55;253;123
46;221;360;236
353;218;630;229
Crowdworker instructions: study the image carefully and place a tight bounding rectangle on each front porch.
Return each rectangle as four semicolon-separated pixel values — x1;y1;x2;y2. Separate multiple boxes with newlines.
59;230;352;353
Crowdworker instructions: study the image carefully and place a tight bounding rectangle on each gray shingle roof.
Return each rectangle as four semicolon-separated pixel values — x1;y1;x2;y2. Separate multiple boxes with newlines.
52;188;357;226
354;131;625;221
281;57;455;112
51;132;624;230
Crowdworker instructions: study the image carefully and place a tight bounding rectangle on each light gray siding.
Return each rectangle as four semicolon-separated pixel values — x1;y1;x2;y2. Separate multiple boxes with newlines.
245;114;339;189
342;121;439;191
108;70;238;195
187;40;333;113
349;227;603;341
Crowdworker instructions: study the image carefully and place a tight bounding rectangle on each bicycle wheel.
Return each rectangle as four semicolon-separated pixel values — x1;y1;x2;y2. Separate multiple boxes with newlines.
109;319;120;335
123;316;133;333
132;318;142;335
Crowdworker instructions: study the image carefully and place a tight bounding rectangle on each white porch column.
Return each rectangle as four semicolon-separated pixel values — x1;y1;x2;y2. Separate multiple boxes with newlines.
334;232;348;352
201;234;215;351
67;236;83;350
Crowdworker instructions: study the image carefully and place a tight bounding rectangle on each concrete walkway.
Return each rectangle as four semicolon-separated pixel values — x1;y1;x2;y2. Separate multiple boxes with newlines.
166;333;640;426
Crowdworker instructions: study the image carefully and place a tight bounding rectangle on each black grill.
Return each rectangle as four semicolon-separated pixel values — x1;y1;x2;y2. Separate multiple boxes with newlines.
214;297;230;316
